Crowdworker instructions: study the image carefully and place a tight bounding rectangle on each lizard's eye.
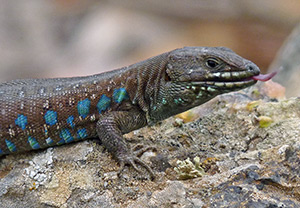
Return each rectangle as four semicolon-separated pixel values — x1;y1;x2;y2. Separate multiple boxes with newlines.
206;59;220;69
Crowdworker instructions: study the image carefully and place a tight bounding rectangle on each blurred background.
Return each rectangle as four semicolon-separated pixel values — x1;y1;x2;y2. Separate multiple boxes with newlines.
1;0;300;85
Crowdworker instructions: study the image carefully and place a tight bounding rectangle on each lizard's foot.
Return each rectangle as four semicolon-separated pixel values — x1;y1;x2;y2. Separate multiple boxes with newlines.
117;149;156;180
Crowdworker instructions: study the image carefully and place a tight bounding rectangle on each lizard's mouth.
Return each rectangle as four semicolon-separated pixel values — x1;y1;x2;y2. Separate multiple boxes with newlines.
188;72;277;91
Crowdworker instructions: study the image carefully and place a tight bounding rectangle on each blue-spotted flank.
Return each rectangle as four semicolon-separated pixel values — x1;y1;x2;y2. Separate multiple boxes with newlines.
46;137;55;145
15;114;28;130
77;98;91;118
67;115;75;128
5;139;17;153
60;129;74;143
44;110;58;126
77;128;88;139
113;88;129;103
28;136;41;149
97;94;111;113
57;139;65;145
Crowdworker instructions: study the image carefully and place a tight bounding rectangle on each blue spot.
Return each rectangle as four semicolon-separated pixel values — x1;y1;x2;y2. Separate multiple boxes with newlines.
77;128;88;139
0;148;3;155
5;139;16;153
46;137;54;145
28;136;40;149
15;114;27;130
77;98;91;118
97;95;111;113
57;139;65;145
67;115;75;128
113;88;129;103
44;110;58;126
60;129;74;143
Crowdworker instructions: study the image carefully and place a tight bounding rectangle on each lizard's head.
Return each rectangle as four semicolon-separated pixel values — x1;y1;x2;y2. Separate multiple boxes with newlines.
165;46;260;92
149;47;268;123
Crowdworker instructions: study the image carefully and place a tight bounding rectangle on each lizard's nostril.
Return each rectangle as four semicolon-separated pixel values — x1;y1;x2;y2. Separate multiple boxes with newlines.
246;63;260;73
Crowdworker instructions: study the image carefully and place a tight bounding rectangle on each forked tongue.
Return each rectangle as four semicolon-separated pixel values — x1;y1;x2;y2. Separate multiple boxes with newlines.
252;72;277;82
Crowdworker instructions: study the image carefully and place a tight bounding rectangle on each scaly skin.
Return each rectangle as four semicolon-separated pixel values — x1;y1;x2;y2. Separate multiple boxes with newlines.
0;47;260;179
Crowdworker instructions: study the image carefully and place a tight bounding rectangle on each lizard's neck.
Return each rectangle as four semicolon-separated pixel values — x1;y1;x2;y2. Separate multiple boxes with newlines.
115;52;170;124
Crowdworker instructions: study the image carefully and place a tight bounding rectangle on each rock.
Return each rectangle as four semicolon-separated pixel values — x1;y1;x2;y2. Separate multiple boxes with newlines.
1;84;300;207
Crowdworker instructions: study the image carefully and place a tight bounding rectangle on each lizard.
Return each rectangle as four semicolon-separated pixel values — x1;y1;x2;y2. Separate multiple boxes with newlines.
0;47;275;179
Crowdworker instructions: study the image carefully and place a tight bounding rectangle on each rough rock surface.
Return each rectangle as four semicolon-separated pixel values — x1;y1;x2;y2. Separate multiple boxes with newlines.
1;82;300;208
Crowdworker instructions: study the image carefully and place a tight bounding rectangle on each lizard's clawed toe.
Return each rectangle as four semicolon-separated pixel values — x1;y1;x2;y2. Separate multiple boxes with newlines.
117;153;155;180
132;144;157;157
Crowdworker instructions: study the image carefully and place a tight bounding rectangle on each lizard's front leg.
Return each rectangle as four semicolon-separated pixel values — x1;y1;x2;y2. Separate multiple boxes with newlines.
96;110;155;179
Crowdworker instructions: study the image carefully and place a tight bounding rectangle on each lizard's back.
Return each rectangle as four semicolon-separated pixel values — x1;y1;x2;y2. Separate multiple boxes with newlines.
0;66;134;155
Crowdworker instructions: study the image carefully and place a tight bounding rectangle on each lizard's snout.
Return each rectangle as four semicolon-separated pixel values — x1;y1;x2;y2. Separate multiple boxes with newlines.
245;62;260;75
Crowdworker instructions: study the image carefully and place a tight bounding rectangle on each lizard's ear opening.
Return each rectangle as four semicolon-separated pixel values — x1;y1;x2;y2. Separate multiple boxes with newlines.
164;70;171;82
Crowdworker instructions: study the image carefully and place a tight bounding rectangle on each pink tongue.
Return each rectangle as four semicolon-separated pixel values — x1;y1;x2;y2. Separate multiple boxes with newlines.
252;72;277;81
